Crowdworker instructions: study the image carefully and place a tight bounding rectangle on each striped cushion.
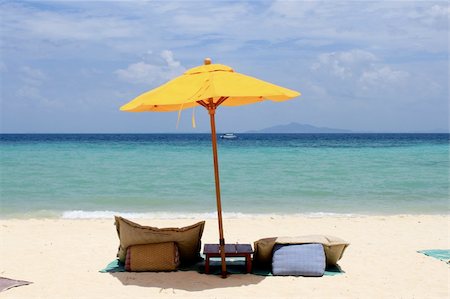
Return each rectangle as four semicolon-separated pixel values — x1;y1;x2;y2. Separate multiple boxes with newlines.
125;242;180;272
272;243;326;277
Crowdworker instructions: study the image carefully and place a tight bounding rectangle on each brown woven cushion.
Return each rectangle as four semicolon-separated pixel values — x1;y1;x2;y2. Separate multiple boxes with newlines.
254;235;349;267
125;242;180;272
114;216;205;265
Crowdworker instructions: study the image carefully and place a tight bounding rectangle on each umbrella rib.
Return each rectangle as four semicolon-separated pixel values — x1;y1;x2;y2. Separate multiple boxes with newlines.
215;96;229;107
196;100;208;109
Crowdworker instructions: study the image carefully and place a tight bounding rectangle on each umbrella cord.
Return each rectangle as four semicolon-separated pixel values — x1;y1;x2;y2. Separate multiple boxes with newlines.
176;104;197;129
176;103;184;129
192;106;196;128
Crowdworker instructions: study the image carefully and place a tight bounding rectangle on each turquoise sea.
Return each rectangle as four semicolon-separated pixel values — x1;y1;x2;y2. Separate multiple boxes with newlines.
0;134;448;219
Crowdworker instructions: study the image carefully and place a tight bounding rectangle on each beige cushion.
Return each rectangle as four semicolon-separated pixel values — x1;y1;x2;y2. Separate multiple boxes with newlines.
114;216;205;265
254;235;349;267
125;242;180;272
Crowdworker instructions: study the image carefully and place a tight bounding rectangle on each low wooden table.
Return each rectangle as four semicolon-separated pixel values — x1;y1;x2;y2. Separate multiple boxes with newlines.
203;243;253;274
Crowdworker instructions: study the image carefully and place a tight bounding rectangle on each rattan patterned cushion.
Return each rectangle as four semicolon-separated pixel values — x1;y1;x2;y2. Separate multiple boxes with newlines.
125;242;180;272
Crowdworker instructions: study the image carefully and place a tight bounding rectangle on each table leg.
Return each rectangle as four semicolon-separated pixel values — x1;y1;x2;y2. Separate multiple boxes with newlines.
246;254;252;273
205;255;210;274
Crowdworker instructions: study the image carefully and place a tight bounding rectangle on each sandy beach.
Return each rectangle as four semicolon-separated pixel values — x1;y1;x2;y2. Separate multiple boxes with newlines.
0;215;449;299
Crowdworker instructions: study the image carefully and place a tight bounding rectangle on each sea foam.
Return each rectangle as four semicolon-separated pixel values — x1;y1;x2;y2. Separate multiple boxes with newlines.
60;210;356;219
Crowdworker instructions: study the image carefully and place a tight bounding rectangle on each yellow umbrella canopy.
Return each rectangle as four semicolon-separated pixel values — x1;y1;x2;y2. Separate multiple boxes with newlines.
120;59;300;112
121;58;300;278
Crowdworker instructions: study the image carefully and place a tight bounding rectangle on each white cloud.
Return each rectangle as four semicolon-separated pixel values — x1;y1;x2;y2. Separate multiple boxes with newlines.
269;0;320;19
20;66;46;86
161;50;181;68
409;3;449;29
16;85;39;99
1;2;140;42
360;66;410;87
2;1;447;58
312;49;378;79
16;66;46;100
428;4;450;18
170;2;252;35
311;49;411;95
267;1;448;53
115;62;162;84
15;66;59;108
115;50;185;85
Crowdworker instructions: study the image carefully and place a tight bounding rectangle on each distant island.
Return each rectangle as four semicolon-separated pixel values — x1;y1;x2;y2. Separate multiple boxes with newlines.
245;122;353;133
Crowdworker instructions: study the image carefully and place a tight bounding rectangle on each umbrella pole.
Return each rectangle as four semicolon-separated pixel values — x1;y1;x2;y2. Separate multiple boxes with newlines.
208;104;227;278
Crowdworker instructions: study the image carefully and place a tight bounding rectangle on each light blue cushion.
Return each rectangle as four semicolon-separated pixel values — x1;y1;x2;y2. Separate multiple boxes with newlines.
272;243;326;277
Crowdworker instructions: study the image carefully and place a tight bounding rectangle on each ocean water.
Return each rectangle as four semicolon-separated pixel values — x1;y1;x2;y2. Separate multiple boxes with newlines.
0;134;448;219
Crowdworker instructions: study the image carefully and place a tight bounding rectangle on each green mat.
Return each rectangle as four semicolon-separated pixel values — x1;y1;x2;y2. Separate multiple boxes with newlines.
100;258;344;276
417;249;450;264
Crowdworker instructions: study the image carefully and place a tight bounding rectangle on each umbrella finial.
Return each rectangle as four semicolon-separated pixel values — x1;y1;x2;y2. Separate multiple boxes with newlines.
204;58;212;65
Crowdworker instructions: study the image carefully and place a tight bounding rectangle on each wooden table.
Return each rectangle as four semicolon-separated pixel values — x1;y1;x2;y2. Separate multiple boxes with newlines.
203;243;253;274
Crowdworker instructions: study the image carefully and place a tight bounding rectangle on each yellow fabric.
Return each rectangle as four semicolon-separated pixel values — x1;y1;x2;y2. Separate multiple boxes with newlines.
125;242;180;272
114;216;205;265
253;235;349;267
120;63;300;112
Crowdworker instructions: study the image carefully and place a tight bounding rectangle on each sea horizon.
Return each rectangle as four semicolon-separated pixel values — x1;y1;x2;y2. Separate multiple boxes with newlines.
1;132;449;134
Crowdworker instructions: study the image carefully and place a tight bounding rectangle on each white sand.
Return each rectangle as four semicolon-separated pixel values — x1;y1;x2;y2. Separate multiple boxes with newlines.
1;215;449;298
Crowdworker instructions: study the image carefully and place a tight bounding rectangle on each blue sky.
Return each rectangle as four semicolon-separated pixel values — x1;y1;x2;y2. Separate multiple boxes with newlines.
0;0;448;133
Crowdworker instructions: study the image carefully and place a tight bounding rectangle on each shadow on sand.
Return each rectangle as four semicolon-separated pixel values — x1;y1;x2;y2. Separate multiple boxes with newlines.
110;271;266;291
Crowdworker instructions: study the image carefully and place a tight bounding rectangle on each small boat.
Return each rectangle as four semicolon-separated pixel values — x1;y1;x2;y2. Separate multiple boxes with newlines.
220;133;237;139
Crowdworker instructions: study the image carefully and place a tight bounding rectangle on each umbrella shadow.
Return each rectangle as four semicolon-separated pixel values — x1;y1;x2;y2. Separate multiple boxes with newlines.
110;271;266;291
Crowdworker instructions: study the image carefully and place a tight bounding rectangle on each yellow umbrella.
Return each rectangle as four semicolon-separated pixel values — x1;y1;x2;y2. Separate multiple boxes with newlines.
121;58;300;277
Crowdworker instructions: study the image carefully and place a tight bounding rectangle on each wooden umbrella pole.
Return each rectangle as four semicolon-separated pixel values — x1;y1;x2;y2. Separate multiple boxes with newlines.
207;100;227;278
